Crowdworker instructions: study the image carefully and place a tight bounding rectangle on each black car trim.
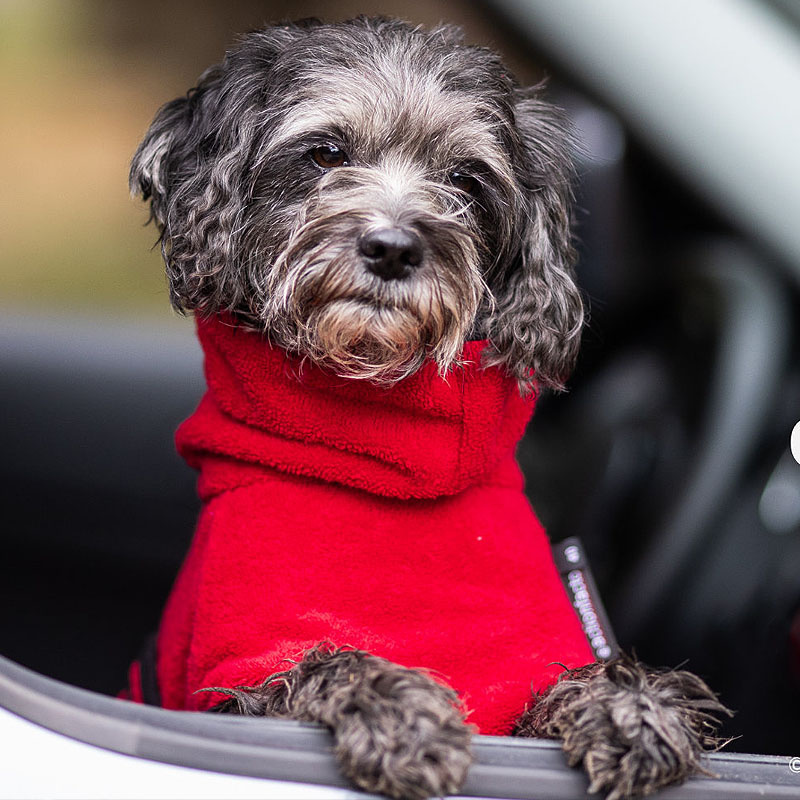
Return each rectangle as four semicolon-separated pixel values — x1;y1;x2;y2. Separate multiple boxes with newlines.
1;655;798;799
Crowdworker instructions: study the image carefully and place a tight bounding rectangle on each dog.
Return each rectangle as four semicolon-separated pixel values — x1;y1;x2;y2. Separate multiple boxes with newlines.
125;17;729;800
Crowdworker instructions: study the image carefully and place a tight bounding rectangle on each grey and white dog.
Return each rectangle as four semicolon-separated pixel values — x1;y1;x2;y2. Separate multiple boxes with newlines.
131;17;728;800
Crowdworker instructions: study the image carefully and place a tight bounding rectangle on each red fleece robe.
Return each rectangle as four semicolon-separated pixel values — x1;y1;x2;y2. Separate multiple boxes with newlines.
144;315;593;734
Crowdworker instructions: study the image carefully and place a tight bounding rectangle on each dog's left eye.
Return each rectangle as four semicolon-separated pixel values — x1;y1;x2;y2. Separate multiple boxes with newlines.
449;172;478;195
310;145;349;169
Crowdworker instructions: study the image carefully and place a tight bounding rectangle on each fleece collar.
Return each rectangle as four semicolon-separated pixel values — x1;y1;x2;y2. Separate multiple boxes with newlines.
176;315;536;500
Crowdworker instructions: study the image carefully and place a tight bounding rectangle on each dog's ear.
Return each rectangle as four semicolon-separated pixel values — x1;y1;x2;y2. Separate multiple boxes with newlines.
129;57;251;313
484;88;584;393
129;26;303;315
129;75;211;228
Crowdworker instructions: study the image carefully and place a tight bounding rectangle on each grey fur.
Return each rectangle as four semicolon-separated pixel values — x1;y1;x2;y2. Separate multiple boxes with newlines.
207;644;472;800
131;16;582;390
513;655;732;800
132;17;730;799
208;645;730;800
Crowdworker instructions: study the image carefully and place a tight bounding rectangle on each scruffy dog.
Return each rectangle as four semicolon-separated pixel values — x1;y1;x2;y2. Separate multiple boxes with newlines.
126;17;728;800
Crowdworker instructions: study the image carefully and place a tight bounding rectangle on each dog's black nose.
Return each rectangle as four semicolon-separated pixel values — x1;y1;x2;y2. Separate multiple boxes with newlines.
359;228;423;280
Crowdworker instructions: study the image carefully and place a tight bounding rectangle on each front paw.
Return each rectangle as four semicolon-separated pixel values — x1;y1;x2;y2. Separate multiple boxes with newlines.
317;653;473;800
515;655;731;800
209;645;472;800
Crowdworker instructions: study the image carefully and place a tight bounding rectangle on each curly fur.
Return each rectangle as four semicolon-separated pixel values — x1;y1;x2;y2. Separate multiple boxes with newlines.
207;644;472;800
513;655;732;800
207;645;731;800
132;17;730;800
130;16;583;390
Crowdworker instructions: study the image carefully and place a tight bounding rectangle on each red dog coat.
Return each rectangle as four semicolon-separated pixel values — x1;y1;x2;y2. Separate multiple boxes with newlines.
134;315;593;734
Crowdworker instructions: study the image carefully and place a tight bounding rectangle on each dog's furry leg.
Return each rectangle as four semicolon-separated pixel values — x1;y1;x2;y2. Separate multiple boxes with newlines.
208;644;472;800
513;655;731;800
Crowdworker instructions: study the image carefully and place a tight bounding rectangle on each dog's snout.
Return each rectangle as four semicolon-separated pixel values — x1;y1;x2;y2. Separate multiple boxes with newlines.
359;228;423;280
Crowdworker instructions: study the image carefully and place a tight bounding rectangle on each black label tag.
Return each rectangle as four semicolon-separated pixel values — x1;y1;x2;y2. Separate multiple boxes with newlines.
552;537;620;661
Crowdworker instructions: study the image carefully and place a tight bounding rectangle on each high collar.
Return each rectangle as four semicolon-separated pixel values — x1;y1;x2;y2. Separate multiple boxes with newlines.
176;314;536;500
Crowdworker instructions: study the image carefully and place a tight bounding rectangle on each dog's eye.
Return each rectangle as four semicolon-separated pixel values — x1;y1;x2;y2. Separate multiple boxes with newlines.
310;145;349;169
449;172;478;195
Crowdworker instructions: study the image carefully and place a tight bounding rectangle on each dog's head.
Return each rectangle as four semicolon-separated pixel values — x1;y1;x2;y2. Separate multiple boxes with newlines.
131;17;582;391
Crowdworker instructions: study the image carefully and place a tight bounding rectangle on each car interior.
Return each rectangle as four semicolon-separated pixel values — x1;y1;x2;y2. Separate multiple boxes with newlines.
1;0;799;795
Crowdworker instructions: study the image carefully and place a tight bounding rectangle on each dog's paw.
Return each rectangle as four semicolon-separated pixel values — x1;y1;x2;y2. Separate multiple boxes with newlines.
515;655;732;800
313;651;472;800
332;676;472;799
210;644;472;800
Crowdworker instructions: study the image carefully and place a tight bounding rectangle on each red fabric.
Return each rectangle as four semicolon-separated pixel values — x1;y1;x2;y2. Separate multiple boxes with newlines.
119;661;143;703
146;314;593;734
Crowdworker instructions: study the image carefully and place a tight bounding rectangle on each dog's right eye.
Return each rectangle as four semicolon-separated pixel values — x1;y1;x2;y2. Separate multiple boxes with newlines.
310;145;349;169
449;172;478;195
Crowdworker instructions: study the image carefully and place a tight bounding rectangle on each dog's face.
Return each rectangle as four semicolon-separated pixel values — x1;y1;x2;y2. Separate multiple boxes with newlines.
131;17;582;390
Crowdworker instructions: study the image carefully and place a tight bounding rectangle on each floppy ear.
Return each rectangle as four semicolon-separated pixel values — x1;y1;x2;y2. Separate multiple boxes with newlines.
484;88;584;393
129;23;310;315
129;58;257;314
129;82;202;227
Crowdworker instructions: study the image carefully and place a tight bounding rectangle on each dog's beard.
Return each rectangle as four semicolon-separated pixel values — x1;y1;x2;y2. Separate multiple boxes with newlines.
259;208;486;383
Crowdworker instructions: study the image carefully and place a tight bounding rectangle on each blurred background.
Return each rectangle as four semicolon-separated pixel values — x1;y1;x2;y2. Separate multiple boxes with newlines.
2;0;799;761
